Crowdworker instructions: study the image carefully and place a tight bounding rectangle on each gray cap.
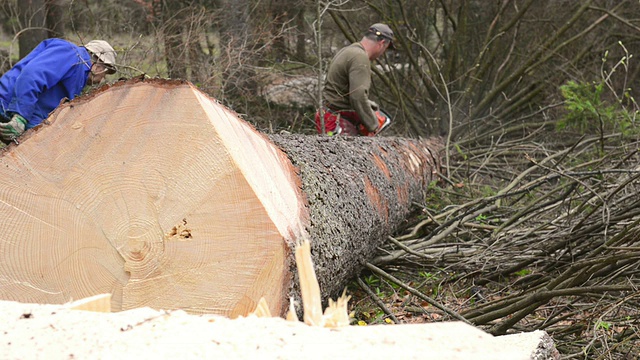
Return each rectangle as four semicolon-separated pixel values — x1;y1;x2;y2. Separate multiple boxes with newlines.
85;40;117;74
367;23;396;50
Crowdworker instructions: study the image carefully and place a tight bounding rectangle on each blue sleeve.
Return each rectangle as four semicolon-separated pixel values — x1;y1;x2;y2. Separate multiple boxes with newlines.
7;42;89;121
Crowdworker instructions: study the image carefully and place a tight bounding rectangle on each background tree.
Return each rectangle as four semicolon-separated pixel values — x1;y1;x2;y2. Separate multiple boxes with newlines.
12;0;66;59
345;0;640;141
45;0;65;38
17;0;47;59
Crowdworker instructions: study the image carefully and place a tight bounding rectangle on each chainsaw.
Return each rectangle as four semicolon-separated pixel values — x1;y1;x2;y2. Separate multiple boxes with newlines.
359;108;392;136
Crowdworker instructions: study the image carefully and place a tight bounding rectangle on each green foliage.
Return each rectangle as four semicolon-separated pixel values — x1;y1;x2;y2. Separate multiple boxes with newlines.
558;80;608;130
558;80;637;136
423;182;449;212
559;81;607;131
454;144;467;161
596;321;612;331
359;309;385;325
418;271;442;296
481;185;496;197
363;274;380;288
514;269;531;277
419;271;436;280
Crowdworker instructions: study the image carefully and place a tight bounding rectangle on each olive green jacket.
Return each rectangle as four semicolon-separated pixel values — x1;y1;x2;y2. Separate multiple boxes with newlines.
323;43;377;132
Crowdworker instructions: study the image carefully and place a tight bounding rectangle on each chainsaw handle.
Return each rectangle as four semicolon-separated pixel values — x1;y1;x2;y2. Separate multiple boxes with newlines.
357;109;393;136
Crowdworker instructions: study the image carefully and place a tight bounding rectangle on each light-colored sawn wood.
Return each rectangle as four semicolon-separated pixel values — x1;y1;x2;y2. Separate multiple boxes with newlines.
0;79;306;317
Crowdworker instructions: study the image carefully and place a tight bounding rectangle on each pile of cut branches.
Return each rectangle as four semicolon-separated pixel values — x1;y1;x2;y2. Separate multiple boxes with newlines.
357;134;640;358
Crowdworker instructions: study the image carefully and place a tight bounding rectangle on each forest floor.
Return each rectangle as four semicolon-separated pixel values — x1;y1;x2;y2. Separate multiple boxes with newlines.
346;174;640;359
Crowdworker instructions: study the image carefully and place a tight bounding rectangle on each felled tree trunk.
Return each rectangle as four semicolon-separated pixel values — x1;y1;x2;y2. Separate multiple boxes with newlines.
269;135;443;304
0;79;442;317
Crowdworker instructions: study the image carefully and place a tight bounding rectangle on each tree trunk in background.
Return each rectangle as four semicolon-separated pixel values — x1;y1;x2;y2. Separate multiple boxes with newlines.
160;1;187;79
294;7;306;62
153;1;213;82
45;0;65;38
18;0;48;59
0;78;443;317
218;0;257;102
218;0;248;49
270;0;288;61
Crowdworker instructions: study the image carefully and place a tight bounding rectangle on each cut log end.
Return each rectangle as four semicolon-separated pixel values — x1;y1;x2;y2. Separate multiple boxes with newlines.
0;79;307;318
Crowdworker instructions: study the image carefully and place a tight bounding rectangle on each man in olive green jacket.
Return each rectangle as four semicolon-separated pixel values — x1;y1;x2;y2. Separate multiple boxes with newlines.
316;23;395;136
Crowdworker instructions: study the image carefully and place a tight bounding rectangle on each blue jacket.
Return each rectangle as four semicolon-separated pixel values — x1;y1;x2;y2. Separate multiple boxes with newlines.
0;38;92;129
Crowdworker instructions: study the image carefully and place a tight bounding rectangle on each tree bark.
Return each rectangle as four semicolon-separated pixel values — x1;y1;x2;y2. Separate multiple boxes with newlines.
18;0;48;59
269;134;443;303
160;1;187;79
294;6;306;62
0;78;443;317
217;0;258;102
45;0;65;38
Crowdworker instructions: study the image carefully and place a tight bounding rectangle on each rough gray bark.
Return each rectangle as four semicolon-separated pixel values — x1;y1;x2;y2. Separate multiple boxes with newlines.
271;135;443;302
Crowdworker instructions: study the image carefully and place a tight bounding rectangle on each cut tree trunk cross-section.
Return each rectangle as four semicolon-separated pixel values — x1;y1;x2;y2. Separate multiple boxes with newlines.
0;78;443;317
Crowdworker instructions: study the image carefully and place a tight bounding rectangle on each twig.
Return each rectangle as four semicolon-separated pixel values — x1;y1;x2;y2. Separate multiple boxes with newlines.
356;277;399;324
365;262;470;324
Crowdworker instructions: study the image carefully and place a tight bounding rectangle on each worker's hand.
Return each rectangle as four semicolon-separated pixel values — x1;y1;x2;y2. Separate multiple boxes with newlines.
368;100;379;111
0;113;27;142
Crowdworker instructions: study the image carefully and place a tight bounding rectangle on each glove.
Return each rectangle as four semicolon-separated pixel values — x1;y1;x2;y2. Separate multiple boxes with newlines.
0;113;27;142
368;100;379;111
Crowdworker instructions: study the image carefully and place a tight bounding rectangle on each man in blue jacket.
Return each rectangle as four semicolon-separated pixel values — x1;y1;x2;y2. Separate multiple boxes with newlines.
0;38;117;143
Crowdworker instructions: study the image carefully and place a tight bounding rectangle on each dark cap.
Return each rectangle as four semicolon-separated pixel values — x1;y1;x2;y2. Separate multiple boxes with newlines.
367;23;396;50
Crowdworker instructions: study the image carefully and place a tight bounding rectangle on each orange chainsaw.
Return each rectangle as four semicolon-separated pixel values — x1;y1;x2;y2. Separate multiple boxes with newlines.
358;109;392;136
